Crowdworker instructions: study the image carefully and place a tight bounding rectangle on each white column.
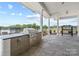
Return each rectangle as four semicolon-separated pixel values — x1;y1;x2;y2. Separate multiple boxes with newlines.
48;17;50;35
57;18;59;35
40;9;43;37
77;18;79;36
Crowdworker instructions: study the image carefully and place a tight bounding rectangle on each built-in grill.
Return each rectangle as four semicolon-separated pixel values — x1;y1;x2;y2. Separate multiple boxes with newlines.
23;28;42;47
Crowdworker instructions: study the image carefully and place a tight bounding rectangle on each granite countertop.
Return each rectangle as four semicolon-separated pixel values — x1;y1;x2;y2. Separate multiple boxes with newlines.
0;33;29;40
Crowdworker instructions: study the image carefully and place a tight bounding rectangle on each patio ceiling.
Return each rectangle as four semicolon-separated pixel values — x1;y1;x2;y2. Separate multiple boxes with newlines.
21;2;79;19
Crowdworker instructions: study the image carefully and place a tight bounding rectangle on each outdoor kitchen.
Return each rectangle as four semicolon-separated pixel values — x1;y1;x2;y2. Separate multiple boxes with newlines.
0;28;42;56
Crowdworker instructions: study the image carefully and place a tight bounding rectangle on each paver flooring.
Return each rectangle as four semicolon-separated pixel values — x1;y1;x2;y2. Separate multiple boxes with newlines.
20;35;79;56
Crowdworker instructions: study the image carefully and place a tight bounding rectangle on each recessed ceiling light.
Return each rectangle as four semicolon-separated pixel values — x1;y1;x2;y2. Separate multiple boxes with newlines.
61;2;64;5
66;10;68;14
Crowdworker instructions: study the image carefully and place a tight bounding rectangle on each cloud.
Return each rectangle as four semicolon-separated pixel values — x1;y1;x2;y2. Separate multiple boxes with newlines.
11;13;15;15
11;12;23;16
18;13;22;16
26;14;40;18
8;4;13;9
25;14;40;22
59;19;78;26
24;14;41;25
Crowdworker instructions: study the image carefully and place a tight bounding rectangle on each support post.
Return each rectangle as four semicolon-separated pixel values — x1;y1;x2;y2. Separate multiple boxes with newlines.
57;18;59;35
77;18;79;36
48;17;50;35
40;9;43;37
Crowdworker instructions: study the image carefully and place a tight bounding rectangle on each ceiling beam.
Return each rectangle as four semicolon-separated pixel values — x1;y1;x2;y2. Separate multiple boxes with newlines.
39;2;51;17
21;2;50;18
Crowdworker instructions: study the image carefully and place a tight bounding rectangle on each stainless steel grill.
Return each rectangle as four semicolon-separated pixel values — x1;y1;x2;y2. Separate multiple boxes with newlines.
23;28;42;46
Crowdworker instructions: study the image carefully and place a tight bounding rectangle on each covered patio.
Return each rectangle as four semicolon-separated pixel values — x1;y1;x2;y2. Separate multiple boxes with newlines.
22;2;79;36
20;2;79;56
0;2;79;56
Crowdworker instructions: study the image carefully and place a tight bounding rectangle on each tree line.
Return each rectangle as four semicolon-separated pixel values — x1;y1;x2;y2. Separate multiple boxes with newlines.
0;23;49;30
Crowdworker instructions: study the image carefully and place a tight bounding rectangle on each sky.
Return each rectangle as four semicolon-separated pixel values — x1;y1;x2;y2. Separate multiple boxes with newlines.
0;2;78;26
